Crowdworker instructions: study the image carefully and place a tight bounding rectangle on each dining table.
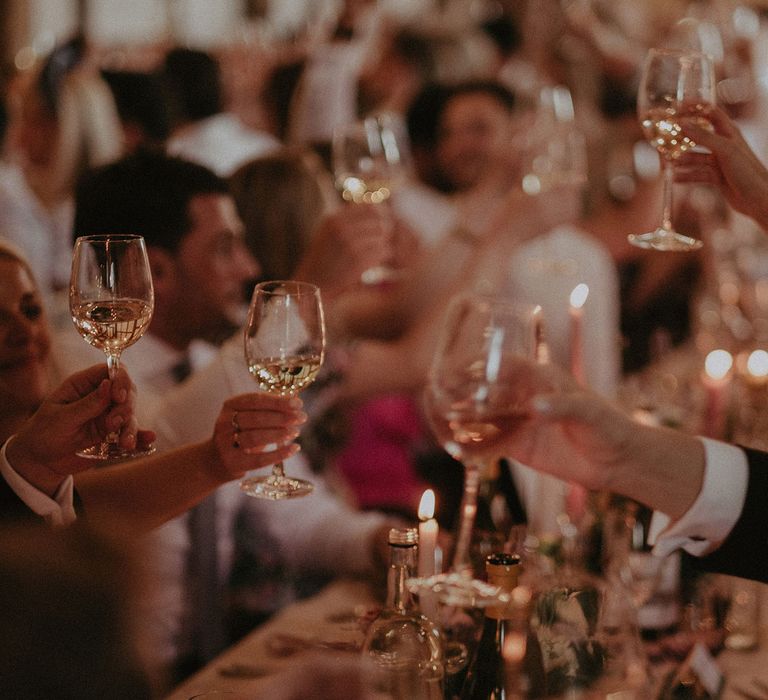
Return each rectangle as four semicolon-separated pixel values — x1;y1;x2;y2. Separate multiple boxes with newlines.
164;574;768;700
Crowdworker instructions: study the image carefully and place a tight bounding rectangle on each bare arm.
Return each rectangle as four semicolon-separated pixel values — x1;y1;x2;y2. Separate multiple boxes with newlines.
75;392;305;534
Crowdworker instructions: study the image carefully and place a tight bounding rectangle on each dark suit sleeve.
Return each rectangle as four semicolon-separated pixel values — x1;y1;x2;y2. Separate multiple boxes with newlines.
690;446;768;583
0;476;46;523
0;476;84;525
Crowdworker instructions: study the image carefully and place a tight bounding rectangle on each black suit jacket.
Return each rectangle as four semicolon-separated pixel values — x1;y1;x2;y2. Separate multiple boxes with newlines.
692;446;768;583
0;476;83;525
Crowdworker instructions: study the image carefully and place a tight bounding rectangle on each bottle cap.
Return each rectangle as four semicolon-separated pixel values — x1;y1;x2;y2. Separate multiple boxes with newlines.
485;553;521;583
388;527;418;546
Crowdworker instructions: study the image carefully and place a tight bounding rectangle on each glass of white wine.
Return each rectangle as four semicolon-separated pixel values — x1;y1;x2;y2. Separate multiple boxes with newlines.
628;48;716;251
240;280;325;500
331;113;410;284
70;234;155;460
417;293;545;604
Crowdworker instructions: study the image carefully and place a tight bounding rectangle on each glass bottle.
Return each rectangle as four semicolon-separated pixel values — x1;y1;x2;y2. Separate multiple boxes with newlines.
362;528;443;699
460;553;526;700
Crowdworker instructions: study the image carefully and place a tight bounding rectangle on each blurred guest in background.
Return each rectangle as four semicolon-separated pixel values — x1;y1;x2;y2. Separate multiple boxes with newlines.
161;48;281;177
0;35;122;316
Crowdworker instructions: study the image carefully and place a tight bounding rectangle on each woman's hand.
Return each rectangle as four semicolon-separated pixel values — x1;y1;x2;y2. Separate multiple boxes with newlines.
676;107;768;230
209;392;307;482
7;364;155;494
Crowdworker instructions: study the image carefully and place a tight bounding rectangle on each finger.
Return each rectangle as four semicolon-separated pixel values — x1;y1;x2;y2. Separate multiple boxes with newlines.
530;391;604;425
55;378;113;424
235;428;301;451
136;430;156;450
224;392;303;414
215;441;301;479
48;365;110;404
108;367;136;405
230;410;307;431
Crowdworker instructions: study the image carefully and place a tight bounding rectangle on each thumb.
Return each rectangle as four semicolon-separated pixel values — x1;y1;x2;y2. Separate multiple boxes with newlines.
531;392;602;424
54;379;112;426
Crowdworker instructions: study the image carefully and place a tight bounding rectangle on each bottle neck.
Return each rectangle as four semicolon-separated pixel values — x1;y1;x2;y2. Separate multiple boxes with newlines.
486;569;519;620
386;543;418;613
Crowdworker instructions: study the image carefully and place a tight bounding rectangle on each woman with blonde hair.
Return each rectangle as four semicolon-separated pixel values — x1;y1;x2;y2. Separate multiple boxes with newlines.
0;35;123;318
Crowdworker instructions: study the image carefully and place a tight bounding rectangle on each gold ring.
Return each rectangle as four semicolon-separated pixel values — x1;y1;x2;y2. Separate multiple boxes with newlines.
232;411;241;448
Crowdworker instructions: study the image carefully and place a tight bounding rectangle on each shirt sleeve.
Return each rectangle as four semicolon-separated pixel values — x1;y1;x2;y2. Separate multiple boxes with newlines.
649;437;748;557
0;437;77;528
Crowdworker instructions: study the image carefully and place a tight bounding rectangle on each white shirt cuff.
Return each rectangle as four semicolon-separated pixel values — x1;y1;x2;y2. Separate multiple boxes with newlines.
0;437;77;528
649;437;747;558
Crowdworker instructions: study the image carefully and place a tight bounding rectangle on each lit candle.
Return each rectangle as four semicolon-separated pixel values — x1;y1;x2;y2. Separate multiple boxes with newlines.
745;349;768;387
569;283;589;386
418;489;438;578
702;349;733;439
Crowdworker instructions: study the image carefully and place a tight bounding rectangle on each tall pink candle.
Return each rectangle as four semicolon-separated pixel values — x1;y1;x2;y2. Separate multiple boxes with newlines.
701;349;733;439
569;283;589;386
418;489;438;578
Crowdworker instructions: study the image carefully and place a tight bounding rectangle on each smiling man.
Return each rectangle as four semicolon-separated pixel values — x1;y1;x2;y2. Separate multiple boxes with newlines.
54;148;391;687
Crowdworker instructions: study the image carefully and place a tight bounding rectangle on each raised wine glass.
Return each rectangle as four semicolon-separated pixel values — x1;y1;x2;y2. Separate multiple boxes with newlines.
418;293;545;605
70;234;155;459
628;48;716;251
240;280;325;500
331;113;410;284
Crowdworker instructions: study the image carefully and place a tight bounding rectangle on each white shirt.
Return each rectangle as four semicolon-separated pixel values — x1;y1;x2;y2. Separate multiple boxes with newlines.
0;436;76;528
650;437;748;558
0;163;73;298
166;113;281;177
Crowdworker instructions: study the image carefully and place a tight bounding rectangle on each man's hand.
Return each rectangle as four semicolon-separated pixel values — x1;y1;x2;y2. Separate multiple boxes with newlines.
7;365;155;495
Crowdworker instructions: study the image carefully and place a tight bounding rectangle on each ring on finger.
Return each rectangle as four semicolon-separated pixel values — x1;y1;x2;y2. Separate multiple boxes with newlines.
232;411;241;448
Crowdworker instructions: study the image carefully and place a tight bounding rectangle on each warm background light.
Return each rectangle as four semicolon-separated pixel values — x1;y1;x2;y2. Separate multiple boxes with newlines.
747;349;768;378
704;349;733;380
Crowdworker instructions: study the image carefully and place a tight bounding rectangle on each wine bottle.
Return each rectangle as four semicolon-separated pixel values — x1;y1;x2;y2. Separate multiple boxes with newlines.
362;528;443;700
460;553;524;700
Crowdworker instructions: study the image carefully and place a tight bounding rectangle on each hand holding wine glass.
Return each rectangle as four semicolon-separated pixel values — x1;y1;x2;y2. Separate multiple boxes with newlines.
240;280;325;500
628;48;717;251
70;234;154;460
420;293;544;602
331;113;410;284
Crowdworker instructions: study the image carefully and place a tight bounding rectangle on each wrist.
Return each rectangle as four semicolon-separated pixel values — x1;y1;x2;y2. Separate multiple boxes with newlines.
5;435;67;498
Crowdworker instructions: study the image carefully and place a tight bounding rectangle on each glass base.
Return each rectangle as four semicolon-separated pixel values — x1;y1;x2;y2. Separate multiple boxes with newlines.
360;265;403;286
406;571;510;608
240;474;314;500
76;443;156;461
627;229;703;252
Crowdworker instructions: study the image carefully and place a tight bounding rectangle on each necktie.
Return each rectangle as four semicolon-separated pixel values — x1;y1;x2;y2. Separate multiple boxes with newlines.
174;353;225;665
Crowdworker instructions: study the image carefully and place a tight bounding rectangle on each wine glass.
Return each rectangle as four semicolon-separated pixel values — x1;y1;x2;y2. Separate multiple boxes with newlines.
331;113;410;284
628;48;716;251
240;280;325;500
419;293;545;605
70;234;155;460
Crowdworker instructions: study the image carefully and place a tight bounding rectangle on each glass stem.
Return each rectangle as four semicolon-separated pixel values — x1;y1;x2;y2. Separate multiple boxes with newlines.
452;464;481;576
106;353;120;380
661;159;674;233
272;461;285;479
105;353;121;447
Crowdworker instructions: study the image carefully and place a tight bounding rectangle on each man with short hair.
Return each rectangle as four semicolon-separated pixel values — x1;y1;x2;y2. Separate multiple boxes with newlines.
162;48;281;177
58;149;390;684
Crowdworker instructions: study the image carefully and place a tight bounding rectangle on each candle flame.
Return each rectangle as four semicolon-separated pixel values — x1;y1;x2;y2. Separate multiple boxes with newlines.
747;350;768;378
502;631;527;663
418;489;435;520
569;283;589;309
705;349;733;380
